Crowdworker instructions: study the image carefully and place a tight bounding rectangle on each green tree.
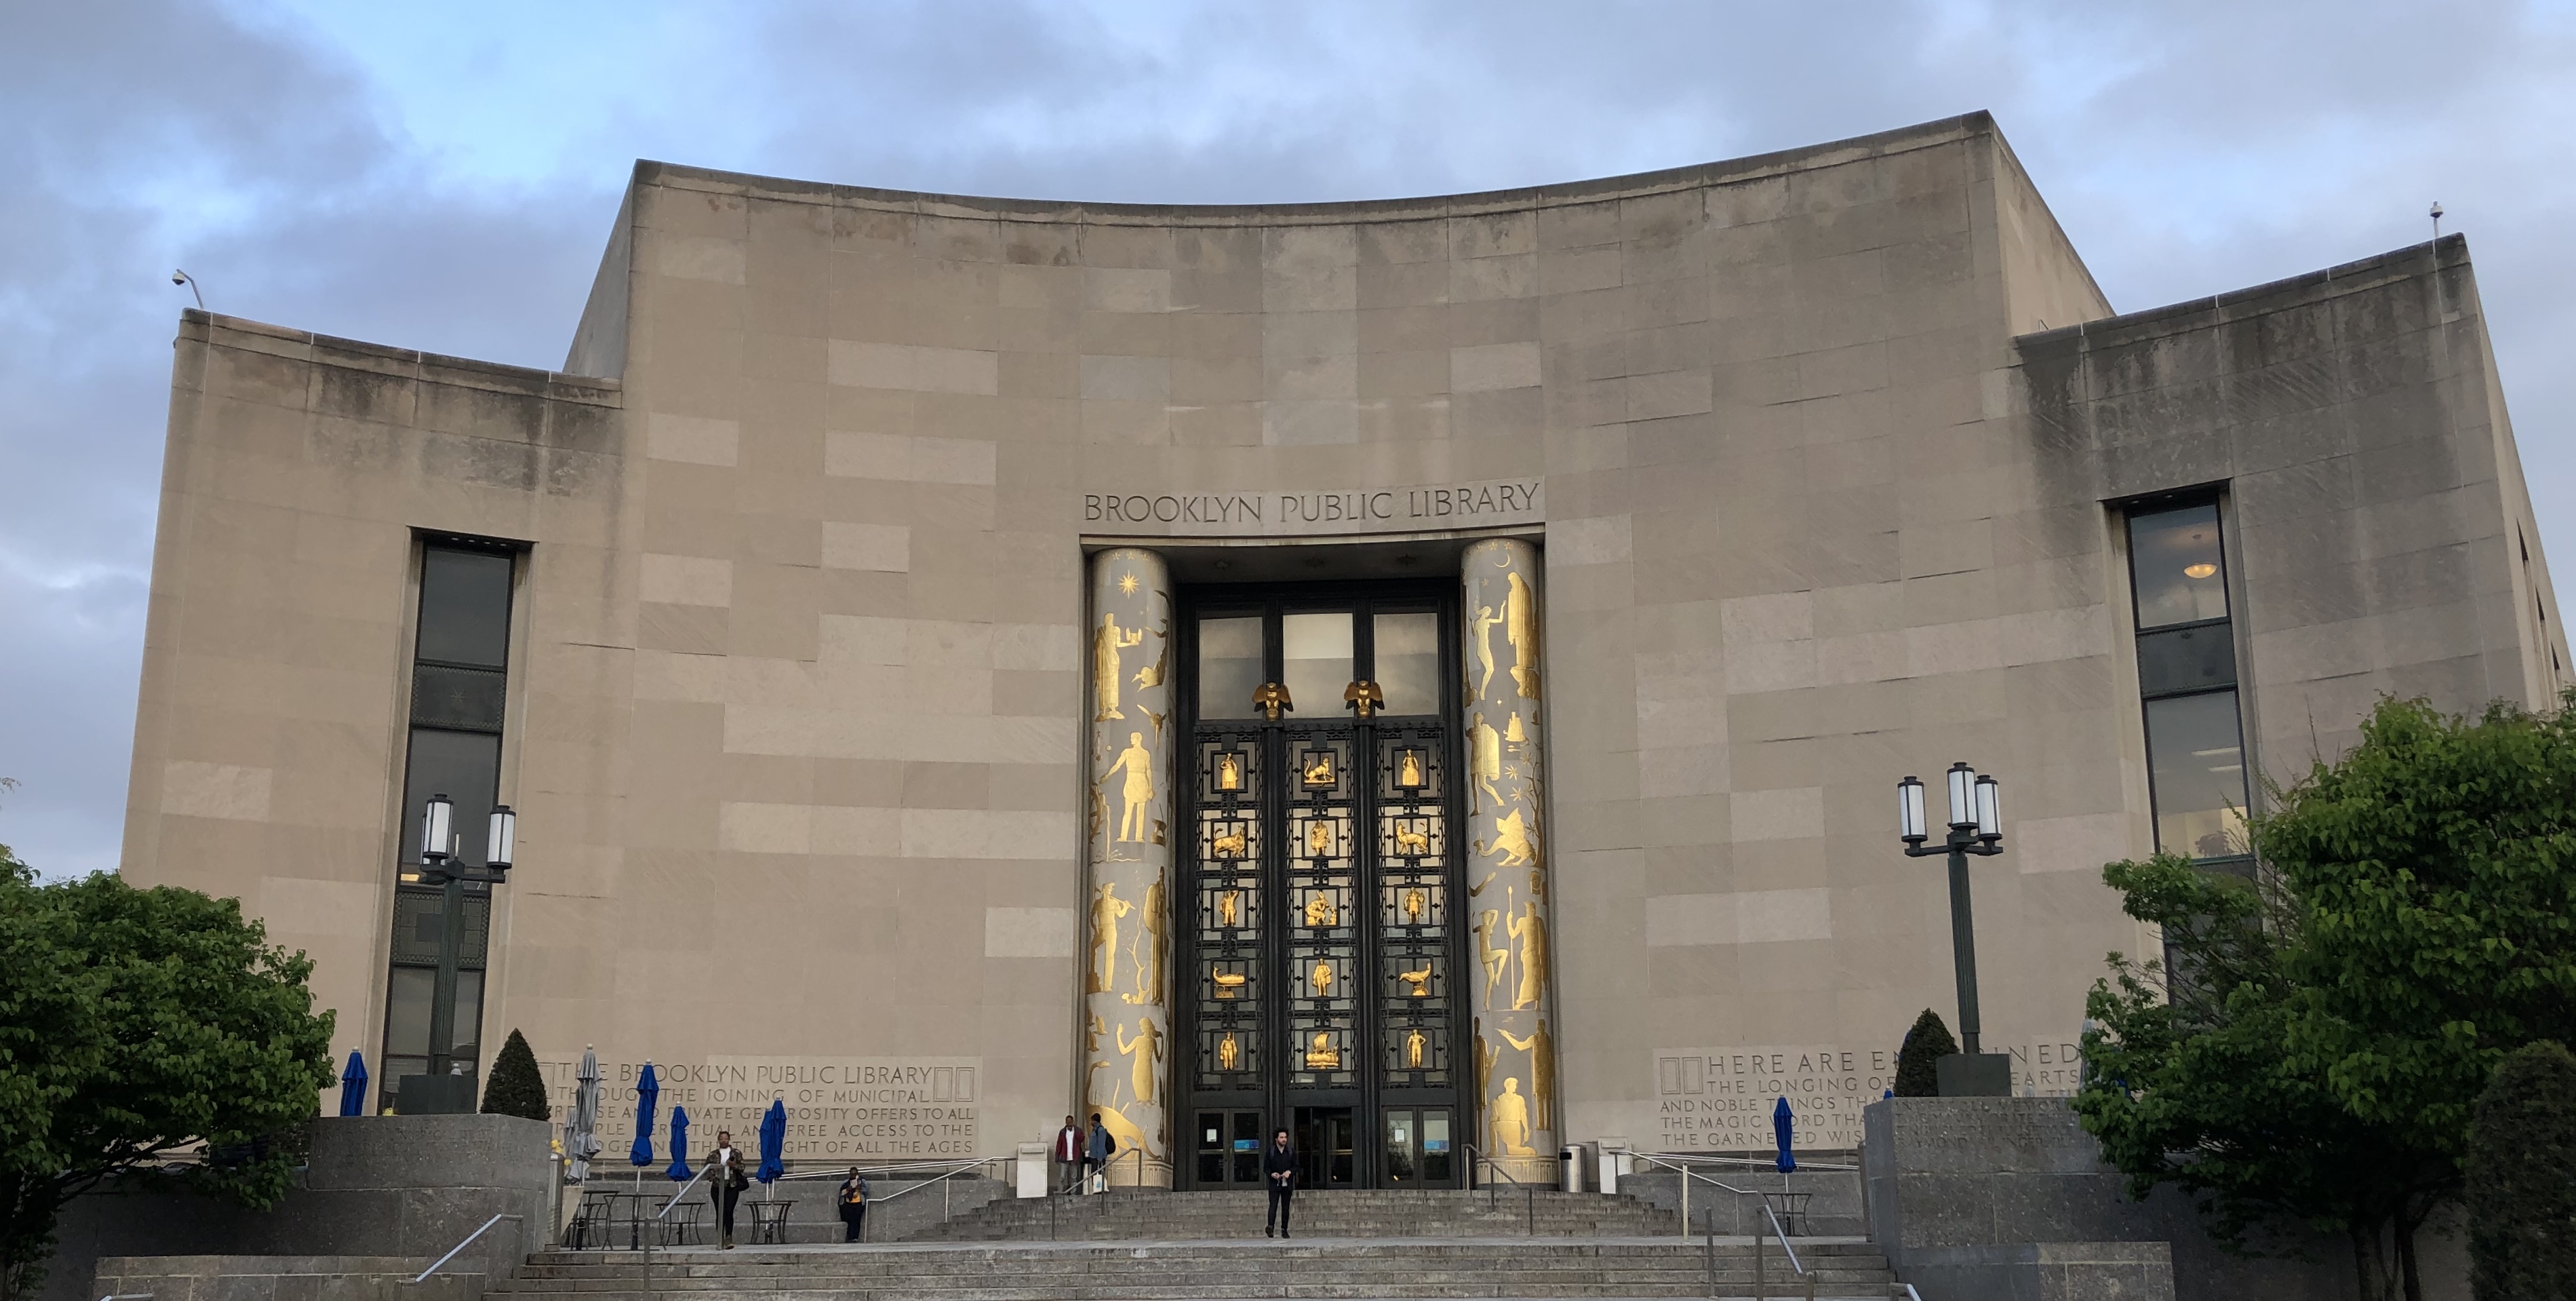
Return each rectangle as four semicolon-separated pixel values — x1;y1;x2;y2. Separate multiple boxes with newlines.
2465;1040;2576;1299
2078;693;2576;1301
1893;1009;1958;1097
481;1029;550;1122
0;867;336;1301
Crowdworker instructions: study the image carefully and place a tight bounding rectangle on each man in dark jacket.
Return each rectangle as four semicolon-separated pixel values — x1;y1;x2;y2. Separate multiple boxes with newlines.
1086;1112;1116;1192
1263;1129;1296;1237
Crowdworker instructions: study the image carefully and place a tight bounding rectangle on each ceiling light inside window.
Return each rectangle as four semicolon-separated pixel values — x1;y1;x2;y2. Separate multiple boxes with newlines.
2183;562;2217;579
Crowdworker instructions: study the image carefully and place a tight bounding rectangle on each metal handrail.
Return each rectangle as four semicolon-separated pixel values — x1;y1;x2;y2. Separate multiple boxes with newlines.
412;1213;523;1283
1627;1150;1814;1296
1461;1143;1537;1235
635;1166;711;1301
1638;1150;1860;1173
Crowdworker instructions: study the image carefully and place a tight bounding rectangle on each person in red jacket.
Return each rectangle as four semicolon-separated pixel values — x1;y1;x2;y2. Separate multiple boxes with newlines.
1052;1115;1084;1195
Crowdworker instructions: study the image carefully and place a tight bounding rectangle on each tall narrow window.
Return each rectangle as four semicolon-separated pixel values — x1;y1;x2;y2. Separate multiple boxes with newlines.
2126;502;2251;868
380;541;515;1105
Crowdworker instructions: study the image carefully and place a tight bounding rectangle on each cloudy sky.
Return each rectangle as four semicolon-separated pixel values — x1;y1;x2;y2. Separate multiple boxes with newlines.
3;1;2571;878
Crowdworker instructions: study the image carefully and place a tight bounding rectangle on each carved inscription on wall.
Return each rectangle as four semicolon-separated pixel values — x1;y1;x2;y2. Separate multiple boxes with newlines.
540;1056;981;1162
1652;1038;2084;1150
1082;478;1542;538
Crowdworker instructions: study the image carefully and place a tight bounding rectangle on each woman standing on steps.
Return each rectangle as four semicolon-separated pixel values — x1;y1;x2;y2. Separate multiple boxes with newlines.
1263;1129;1297;1238
705;1129;750;1248
837;1166;870;1243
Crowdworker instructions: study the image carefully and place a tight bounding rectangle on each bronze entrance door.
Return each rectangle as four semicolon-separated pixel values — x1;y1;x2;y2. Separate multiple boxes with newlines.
1176;586;1465;1190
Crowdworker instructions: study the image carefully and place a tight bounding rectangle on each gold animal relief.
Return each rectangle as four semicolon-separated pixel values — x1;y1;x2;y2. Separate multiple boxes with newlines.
1392;821;1430;855
1301;750;1335;788
1211;828;1246;859
1397;965;1431;996
1212;968;1246;998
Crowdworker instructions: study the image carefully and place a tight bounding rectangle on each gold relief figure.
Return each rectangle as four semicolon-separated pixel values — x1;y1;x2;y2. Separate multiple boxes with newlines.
1093;614;1145;720
1128;871;1167;1005
1398;750;1425;789
1088;882;1131;994
1115;1016;1163;1105
1254;682;1292;720
1303;891;1338;927
1086;1014;1110;1105
1212;969;1247;998
1305;1031;1341;1069
1107;732;1157;844
1343;679;1383;718
1396;965;1431;997
1301;750;1335;788
1311;960;1335;996
1211;828;1246;859
1490;1077;1536;1155
1402;888;1427;922
1504;711;1528;749
1217;889;1241;928
1481;809;1540;869
1469;714;1503;809
1392;822;1430;855
1475;909;1509;999
1470;869;1495;898
1472;603;1505;697
1133;625;1168;691
1507;900;1549;1011
1503;569;1541;699
1474;1022;1495;1098
1305;819;1334;858
1218;1033;1240;1071
1215;752;1244;792
1404;1028;1427;1069
1497;1019;1555;1135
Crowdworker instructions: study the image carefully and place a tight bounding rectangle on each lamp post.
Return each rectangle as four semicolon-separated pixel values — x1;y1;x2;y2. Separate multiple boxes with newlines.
1898;764;2011;1094
418;795;515;1097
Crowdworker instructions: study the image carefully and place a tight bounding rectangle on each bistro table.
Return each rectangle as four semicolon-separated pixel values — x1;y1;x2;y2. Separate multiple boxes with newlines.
750;1200;796;1245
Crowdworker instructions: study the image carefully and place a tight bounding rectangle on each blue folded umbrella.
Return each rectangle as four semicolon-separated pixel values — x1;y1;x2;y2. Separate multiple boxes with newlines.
337;1050;369;1117
666;1106;693;1181
630;1062;659;1167
756;1098;787;1185
1771;1095;1798;1174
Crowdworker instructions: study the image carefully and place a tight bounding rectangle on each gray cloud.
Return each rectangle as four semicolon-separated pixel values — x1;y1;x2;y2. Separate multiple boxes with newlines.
2;0;2569;876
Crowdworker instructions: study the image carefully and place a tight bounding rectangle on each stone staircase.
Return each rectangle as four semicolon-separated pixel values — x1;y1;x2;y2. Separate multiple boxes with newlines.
498;1235;1901;1299
908;1187;1680;1241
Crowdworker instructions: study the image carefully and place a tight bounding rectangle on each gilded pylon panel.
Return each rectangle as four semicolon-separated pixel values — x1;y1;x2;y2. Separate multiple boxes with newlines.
1084;547;1173;1186
1461;537;1556;1184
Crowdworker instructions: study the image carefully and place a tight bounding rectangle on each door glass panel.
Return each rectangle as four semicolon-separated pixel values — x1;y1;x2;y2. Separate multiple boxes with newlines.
2128;504;2229;629
1374;612;1440;716
1422;1110;1452;1182
1232;1112;1263;1184
2145;690;2249;859
1281;611;1353;720
1197;617;1265;719
1387;1110;1417;1183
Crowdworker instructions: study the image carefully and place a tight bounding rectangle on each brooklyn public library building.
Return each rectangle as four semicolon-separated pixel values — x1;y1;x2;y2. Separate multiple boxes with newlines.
119;113;2567;1188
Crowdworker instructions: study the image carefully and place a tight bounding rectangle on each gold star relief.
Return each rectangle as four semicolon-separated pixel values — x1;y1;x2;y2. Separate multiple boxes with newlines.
1117;572;1141;596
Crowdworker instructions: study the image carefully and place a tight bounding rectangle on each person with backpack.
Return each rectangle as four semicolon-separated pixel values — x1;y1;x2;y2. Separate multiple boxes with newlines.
1086;1112;1117;1191
836;1166;870;1243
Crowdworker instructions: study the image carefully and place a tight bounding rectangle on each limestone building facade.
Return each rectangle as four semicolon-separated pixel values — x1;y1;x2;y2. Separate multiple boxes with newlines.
119;113;2567;1185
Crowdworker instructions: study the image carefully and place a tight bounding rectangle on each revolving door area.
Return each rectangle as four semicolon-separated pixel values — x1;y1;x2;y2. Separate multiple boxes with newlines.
1178;587;1466;1190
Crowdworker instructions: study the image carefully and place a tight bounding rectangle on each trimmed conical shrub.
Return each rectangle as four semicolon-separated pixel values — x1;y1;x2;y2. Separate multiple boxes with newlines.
481;1028;551;1121
1894;1009;1959;1098
2468;1039;2576;1299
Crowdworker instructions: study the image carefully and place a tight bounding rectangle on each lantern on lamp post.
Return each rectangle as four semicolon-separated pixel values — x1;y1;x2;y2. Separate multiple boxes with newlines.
1897;763;2012;1095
